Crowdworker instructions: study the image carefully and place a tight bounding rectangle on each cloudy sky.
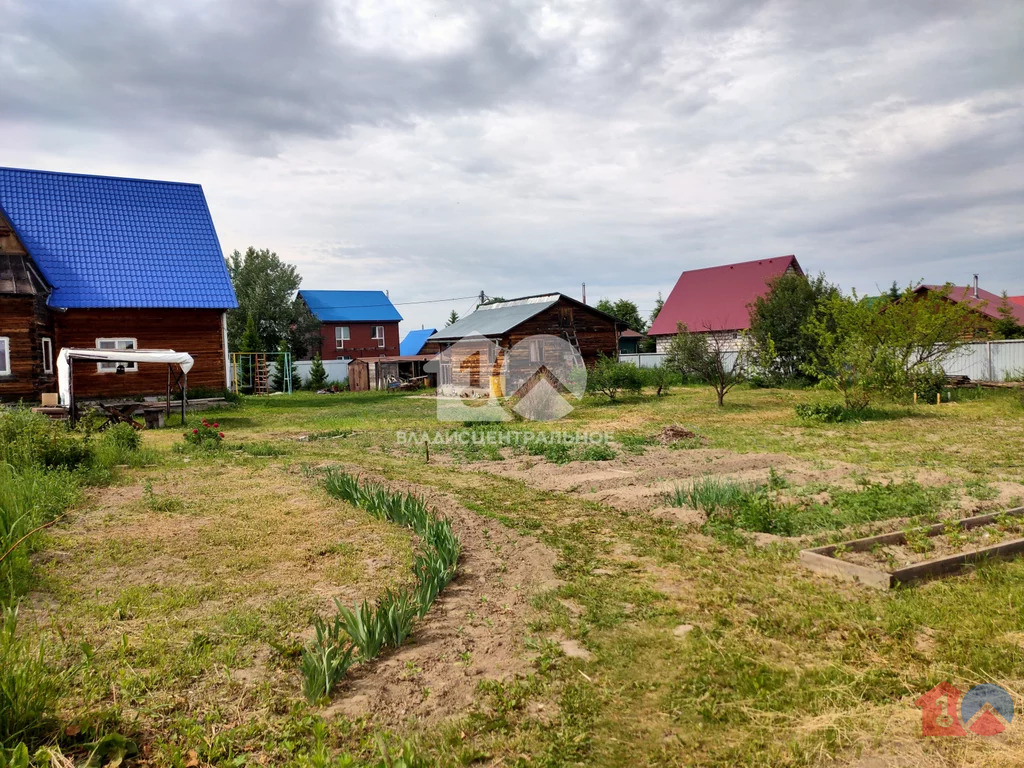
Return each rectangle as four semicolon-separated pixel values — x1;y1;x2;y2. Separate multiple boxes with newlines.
2;0;1022;331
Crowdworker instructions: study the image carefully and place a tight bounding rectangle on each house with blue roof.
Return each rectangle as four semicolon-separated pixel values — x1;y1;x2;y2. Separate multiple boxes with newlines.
298;290;403;360
399;328;438;356
0;167;237;401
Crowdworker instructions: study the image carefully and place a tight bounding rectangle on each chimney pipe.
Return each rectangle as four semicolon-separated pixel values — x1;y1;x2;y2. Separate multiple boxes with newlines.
973;274;979;299
582;282;586;304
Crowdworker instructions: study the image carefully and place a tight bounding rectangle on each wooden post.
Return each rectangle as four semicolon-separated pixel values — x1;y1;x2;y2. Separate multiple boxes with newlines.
181;372;188;423
913;392;917;405
166;365;172;419
936;392;941;405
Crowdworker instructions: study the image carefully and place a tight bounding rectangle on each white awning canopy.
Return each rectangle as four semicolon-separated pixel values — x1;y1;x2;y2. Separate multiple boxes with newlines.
57;348;194;406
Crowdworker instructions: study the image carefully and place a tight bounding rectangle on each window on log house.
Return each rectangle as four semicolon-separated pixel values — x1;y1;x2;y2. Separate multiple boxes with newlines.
41;337;53;375
0;337;10;376
96;338;137;372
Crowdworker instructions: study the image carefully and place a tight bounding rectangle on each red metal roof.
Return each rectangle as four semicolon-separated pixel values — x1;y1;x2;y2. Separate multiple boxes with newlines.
619;328;644;338
1009;295;1024;308
915;285;1024;323
648;256;802;335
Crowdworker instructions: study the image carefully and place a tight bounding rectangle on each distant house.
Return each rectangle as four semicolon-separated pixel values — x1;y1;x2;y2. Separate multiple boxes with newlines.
428;293;621;394
618;328;645;354
913;282;1024;335
648;256;803;352
0;167;237;402
400;328;438;356
299;290;402;360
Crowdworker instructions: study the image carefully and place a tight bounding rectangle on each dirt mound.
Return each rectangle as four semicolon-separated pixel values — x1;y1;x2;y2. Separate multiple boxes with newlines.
658;425;698;443
321;471;560;726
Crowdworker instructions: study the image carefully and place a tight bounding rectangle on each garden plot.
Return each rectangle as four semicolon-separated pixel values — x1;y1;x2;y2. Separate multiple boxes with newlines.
800;507;1024;589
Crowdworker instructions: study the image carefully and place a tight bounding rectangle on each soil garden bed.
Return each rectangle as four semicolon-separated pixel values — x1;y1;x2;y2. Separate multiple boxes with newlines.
800;506;1024;589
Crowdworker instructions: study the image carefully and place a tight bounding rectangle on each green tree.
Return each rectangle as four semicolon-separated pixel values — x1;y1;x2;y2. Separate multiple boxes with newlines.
993;292;1024;339
270;339;297;392
307;354;328;390
595;298;645;332
288;295;323;359
649;293;664;327
226;247;302;352
445;310;459;327
664;323;747;407
802;284;978;408
747;272;838;383
239;314;261;353
586;355;643;400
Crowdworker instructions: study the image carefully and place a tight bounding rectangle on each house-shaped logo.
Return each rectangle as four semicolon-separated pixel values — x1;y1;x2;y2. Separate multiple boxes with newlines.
915;681;1014;737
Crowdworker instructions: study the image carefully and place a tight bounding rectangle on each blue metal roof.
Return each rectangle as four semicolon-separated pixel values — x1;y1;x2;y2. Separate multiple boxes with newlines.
300;290;403;322
0;167;237;309
400;328;437;356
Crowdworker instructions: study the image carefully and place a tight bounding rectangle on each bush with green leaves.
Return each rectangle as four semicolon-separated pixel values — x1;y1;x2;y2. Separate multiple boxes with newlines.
181;419;225;451
586;356;643;400
794;402;862;423
301;471;461;701
0;408;92;472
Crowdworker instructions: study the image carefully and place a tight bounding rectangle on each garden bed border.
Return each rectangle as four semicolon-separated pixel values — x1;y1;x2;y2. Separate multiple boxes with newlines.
799;506;1024;589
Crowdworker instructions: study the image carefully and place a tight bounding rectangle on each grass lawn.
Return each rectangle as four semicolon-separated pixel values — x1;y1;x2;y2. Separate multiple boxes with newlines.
20;384;1024;766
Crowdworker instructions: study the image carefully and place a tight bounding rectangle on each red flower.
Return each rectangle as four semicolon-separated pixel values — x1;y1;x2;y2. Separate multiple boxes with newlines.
218;432;225;438
193;428;199;434
213;423;219;428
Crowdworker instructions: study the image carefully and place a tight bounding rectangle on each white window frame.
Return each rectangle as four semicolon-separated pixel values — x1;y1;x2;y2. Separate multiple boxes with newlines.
41;336;53;375
0;337;10;377
95;338;138;373
335;326;350;350
372;325;385;347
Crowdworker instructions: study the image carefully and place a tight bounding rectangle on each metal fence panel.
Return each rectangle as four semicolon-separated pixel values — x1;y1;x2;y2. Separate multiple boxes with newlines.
294;359;350;386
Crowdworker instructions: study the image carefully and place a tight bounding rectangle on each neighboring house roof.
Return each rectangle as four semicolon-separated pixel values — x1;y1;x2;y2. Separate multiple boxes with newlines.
619;328;644;338
648;255;802;335
0;167;237;309
915;284;1024;324
400;328;437;356
431;294;562;341
299;290;403;322
1009;296;1024;308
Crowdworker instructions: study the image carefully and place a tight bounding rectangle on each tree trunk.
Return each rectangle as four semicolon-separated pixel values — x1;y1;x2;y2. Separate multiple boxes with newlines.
717;389;725;406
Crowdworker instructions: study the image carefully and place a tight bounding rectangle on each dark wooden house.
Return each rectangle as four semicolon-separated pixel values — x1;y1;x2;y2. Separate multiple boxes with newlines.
428;294;622;395
0;167;237;402
299;290;402;360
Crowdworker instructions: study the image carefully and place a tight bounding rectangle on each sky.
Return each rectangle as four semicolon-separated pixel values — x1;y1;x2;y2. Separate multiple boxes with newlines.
1;0;1022;333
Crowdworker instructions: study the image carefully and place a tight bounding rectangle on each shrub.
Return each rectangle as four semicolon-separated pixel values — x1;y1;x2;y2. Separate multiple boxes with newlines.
907;365;948;404
639;364;676;396
794;402;862;423
586;356;643;400
182;419;225;450
578;443;617;461
307;355;328;390
102;423;141;453
0;408;92;472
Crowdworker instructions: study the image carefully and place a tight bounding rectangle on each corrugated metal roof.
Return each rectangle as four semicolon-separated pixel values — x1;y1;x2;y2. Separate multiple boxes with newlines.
916;284;1024;324
299;290;403;322
0;167;237;309
400;328;437;355
649;256;801;335
1010;296;1024;308
430;294;560;341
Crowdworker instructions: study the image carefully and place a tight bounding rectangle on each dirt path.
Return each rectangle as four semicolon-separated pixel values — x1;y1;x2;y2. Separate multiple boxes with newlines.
319;469;560;725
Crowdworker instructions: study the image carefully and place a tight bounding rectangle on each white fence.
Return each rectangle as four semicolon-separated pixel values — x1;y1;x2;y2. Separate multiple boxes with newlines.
941;340;1024;381
294;359;349;387
620;340;1024;381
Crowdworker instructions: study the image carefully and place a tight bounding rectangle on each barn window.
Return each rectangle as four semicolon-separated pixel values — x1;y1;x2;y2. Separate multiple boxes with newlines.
372;325;385;347
529;339;544;364
335;326;350;350
0;337;10;376
41;337;53;375
96;338;137;372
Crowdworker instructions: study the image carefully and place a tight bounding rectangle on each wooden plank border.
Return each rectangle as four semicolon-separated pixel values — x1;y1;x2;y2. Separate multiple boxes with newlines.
799;507;1024;589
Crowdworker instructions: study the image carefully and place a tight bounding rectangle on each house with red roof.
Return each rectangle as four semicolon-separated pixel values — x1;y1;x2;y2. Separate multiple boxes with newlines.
913;282;1024;335
647;256;803;352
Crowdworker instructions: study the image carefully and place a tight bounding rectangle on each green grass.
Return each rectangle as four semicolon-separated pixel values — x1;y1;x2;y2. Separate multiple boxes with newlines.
7;386;1024;767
